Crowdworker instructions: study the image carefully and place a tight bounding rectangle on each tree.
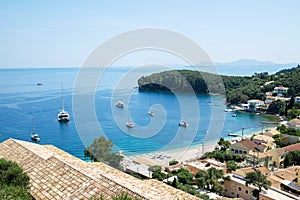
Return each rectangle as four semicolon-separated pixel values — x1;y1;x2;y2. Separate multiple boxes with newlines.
217;137;231;151
195;167;226;194
0;158;31;200
267;100;285;115
245;170;271;200
152;171;166;181
284;150;300;167
226;160;237;173
177;169;193;185
84;136;123;170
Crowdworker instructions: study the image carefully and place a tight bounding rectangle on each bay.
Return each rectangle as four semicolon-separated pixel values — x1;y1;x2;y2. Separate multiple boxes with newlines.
0;67;277;159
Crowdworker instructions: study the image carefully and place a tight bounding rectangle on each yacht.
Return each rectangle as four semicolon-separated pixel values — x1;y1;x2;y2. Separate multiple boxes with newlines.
58;82;70;122
126;122;134;128
116;101;124;108
178;120;188;127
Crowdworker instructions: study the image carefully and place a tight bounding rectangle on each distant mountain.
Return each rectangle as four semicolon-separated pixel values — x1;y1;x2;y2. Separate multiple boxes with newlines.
215;59;297;68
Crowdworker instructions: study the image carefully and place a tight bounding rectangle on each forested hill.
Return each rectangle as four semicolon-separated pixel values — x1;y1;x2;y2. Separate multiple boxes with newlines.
137;65;300;104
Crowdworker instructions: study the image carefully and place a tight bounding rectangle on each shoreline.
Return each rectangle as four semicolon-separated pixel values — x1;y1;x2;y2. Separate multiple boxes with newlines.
126;124;278;166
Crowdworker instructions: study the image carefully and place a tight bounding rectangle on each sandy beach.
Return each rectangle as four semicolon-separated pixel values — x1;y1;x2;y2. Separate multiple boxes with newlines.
127;125;279;167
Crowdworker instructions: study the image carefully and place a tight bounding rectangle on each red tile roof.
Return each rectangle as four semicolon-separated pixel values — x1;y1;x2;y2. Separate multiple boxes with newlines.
240;140;257;150
283;143;300;152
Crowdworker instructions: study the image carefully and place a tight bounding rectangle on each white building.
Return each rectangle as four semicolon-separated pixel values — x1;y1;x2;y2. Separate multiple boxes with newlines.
247;99;265;111
273;86;289;94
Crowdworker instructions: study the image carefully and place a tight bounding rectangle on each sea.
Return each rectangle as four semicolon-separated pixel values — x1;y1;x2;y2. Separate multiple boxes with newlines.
0;66;282;159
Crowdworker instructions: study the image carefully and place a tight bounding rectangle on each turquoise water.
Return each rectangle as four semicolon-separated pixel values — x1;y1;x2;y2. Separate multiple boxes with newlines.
0;67;277;158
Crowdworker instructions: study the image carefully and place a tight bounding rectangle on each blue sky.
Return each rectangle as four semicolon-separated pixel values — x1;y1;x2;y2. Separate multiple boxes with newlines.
0;0;299;67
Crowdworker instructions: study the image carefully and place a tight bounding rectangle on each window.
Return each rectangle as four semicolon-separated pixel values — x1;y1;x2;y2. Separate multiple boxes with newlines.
245;190;249;194
224;189;228;192
238;187;242;191
239;150;242;154
231;192;235;196
231;149;234;152
237;194;240;198
231;184;235;188
243;151;247;154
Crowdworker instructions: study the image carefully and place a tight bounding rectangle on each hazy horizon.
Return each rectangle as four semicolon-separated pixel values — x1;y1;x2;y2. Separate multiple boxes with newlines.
0;1;299;68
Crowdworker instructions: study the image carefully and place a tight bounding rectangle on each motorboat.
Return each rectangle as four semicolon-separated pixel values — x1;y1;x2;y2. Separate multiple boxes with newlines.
228;132;239;137
116;101;124;108
58;82;70;122
232;113;237;117
148;111;154;116
126;122;134;128
178;120;188;127
37;82;43;86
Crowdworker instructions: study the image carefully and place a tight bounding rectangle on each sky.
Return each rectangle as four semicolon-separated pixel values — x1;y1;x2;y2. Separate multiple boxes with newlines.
0;0;299;68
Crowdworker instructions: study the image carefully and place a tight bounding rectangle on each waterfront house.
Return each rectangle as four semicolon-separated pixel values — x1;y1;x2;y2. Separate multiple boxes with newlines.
247;99;265;111
273;86;289;94
230;140;257;156
267;148;285;168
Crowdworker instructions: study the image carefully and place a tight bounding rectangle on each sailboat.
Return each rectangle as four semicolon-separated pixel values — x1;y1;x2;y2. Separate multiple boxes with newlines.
57;82;70;122
31;118;40;142
148;95;154;116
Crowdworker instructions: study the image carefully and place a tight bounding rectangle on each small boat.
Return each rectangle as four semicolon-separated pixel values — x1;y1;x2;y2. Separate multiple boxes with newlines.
58;82;70;122
232;113;237;117
31;133;40;142
224;108;233;112
126;122;134;128
148;111;155;116
37;82;43;86
116;101;124;108
228;132;239;137
178;120;188;127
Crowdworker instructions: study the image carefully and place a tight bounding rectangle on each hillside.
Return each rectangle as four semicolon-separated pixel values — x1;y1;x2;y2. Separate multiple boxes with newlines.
137;65;300;104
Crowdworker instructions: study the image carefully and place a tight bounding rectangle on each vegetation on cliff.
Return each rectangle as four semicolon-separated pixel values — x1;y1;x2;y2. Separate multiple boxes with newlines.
138;65;300;104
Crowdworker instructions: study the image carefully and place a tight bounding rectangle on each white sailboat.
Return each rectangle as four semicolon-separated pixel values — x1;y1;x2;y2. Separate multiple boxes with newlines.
57;82;70;122
148;95;154;116
31;118;40;142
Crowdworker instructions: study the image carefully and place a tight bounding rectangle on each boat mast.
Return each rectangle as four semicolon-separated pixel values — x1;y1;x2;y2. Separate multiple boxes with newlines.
61;82;64;111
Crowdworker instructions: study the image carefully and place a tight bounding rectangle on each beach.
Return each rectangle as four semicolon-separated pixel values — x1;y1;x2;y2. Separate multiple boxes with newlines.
128;125;279;167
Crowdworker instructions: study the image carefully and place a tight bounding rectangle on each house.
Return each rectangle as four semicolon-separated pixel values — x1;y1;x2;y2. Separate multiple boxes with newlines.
247;99;265;111
229;140;257;156
273;86;289;94
185;158;225;176
265;96;290;104
295;96;300;103
283;143;300;152
0;139;199;200
223;173;299;200
263;129;280;138
253;135;276;150
267;148;285;168
287;118;300;130
247;151;273;169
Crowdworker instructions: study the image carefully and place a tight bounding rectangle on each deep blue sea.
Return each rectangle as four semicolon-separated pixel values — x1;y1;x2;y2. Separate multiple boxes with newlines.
0;67;278;159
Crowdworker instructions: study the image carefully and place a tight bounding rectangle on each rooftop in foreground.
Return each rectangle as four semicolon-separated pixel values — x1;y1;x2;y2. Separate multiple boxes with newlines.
0;138;200;200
